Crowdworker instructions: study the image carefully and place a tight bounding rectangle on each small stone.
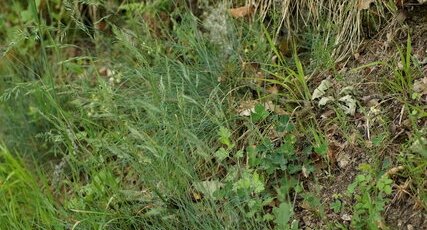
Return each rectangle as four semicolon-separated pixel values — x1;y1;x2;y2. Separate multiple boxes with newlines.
98;66;108;76
341;213;352;221
366;98;379;108
337;153;351;168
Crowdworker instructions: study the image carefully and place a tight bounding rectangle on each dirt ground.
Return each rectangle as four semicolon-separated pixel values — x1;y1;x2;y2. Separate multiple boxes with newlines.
292;4;427;229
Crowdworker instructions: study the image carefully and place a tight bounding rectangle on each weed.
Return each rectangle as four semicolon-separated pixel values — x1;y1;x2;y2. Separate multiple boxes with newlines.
346;163;393;229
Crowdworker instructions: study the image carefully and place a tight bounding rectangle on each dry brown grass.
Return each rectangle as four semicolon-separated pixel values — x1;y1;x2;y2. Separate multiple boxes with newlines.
249;0;397;61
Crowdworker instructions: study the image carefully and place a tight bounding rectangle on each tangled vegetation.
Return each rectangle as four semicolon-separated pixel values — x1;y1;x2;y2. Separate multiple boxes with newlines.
0;0;426;229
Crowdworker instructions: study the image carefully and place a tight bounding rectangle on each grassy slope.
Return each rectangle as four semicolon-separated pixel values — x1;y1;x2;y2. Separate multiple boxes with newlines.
0;0;426;229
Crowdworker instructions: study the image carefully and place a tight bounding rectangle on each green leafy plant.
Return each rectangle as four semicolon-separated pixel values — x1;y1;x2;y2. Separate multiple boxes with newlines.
218;126;234;148
330;199;342;213
330;193;343;214
214;126;235;162
251;104;270;122
347;164;393;229
275;115;295;133
273;202;296;230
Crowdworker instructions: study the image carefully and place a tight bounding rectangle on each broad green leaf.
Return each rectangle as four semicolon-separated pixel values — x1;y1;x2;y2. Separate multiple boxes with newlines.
273;202;294;230
251;104;269;122
276;115;294;132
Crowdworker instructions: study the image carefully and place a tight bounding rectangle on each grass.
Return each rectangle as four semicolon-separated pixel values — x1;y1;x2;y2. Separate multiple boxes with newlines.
1;0;426;229
0;146;61;229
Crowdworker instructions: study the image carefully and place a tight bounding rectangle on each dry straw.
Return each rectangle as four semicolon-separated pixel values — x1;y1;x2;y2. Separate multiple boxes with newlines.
248;0;395;61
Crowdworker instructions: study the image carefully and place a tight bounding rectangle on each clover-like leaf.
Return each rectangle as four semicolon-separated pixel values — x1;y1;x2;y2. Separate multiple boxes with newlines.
251;104;269;122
